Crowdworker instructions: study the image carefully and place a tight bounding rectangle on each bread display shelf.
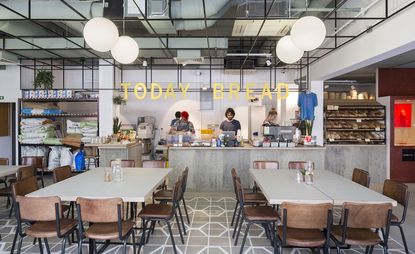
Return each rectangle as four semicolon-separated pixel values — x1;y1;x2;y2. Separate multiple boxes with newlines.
20;113;98;118
324;103;386;145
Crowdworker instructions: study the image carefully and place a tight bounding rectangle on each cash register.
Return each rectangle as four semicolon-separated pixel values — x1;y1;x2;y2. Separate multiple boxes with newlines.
262;125;296;147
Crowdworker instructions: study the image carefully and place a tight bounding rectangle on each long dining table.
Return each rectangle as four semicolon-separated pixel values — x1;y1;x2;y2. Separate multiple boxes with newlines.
0;165;21;178
28;167;172;203
250;169;397;206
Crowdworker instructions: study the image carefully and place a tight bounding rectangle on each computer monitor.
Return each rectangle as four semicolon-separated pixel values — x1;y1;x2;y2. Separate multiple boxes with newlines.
222;131;236;140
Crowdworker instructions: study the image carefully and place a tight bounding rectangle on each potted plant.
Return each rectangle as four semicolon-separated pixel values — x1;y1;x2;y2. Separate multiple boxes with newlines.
113;117;122;135
33;70;54;89
304;120;314;145
113;95;126;105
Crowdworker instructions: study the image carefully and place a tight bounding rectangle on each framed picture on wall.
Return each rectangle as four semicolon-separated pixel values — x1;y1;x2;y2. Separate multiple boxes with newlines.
394;103;412;128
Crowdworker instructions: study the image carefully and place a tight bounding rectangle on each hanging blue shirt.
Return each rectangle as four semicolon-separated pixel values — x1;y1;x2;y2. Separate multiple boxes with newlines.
298;92;318;120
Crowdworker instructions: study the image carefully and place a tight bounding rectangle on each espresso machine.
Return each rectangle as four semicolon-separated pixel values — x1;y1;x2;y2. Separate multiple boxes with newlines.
137;116;156;156
262;125;296;147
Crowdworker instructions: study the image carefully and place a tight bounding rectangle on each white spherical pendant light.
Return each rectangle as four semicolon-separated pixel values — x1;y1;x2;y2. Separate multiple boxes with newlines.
276;36;304;64
83;17;119;52
290;16;326;51
111;36;139;64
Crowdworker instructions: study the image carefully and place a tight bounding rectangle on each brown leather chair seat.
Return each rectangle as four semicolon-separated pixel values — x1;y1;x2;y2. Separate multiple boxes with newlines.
277;228;326;247
244;206;278;221
139;204;174;219
244;192;267;204
26;219;77;238
331;226;381;246
153;189;173;201
85;221;134;240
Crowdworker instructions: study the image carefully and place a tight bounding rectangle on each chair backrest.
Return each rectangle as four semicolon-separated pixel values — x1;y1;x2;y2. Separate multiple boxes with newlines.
17;166;37;180
288;161;312;170
235;177;245;208
0;158;9;165
383;179;410;222
281;202;333;229
231;168;239;198
142;160;166;168
253;160;279;170
11;176;39;198
181;167;189;195
352;168;370;188
53;165;73;183
76;197;123;223
342;202;392;229
21;156;44;169
15;196;61;221
110;160;136;168
172;176;183;211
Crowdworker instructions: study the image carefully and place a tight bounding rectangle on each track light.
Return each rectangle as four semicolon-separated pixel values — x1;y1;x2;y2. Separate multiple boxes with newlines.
266;59;272;66
142;60;148;67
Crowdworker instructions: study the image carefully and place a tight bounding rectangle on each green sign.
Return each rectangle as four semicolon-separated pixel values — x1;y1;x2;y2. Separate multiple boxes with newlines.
0;96;4;100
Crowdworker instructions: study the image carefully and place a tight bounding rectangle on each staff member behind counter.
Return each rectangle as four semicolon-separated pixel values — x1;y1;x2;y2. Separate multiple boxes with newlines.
262;108;279;126
170;111;195;134
220;108;241;135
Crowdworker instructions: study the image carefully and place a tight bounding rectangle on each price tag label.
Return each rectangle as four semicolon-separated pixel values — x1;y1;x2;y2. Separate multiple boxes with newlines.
365;138;371;142
356;138;362;141
356;119;362;123
327;105;339;111
375;127;380;131
329;138;335;142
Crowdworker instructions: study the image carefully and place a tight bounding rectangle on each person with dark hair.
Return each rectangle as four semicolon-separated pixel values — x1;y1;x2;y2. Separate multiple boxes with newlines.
170;111;181;127
220;107;241;135
171;111;195;133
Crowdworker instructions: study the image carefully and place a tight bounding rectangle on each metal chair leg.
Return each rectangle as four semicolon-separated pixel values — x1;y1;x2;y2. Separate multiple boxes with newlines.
182;198;191;224
398;225;409;254
232;207;242;239
17;235;24;254
138;220;149;254
177;204;186;235
230;202;238;226
38;238;44;254
44;238;51;254
174;211;185;244
234;215;244;246
60;237;66;254
132;230;137;254
166;221;178;254
11;229;18;253
146;221;155;244
239;223;252;254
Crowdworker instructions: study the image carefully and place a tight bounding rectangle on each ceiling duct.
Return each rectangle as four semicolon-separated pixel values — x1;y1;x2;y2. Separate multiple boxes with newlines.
173;50;204;65
0;51;19;65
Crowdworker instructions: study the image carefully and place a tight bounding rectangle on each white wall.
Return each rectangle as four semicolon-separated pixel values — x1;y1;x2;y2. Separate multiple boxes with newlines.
99;59;115;136
310;4;415;80
0;65;20;163
118;68;299;141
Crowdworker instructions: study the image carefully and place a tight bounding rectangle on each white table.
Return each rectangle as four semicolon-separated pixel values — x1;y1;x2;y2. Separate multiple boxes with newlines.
250;169;397;206
28;167;171;203
0;165;21;178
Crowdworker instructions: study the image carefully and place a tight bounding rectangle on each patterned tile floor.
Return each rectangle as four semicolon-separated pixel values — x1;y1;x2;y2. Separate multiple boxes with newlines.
0;191;413;254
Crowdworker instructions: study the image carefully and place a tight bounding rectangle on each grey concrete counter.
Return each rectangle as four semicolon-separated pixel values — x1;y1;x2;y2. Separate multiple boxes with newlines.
325;144;387;186
87;142;142;167
168;146;326;191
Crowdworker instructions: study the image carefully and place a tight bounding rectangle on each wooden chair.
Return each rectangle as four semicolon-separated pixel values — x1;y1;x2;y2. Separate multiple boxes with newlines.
352;168;370;188
331;202;392;254
21;156;46;187
76;197;136;254
234;177;278;254
153;167;191;235
109;159;136;168
142;160;167;168
9;176;39;253
53;166;73;183
14;196;78;254
0;166;36;217
0;157;9;165
53;166;75;219
252;161;279;192
138;177;185;254
231;168;267;240
276;202;333;254
288;161;313;170
253;160;279;170
383;180;410;254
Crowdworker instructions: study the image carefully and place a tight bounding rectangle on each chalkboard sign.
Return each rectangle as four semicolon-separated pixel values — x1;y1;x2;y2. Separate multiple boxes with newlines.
402;149;415;161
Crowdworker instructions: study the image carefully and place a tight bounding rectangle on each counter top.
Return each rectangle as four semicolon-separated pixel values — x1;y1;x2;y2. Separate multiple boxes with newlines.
85;142;140;149
168;145;325;150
